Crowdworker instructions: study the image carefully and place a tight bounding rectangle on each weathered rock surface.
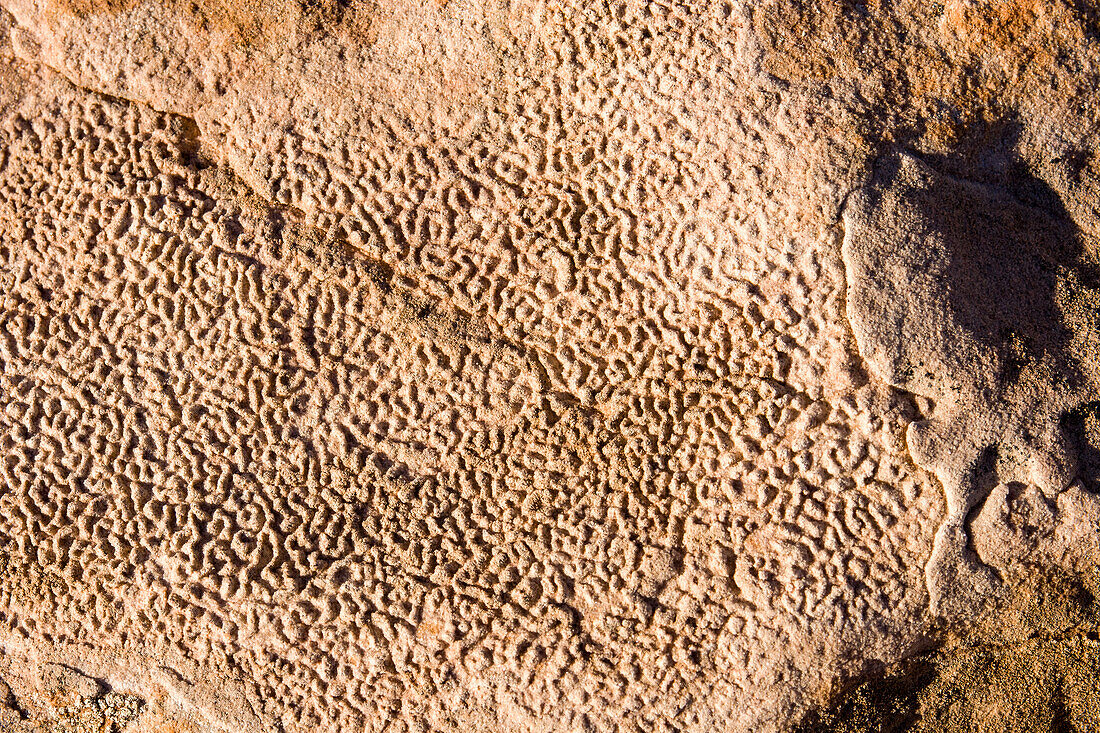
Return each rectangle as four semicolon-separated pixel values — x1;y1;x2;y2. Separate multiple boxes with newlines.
0;1;1098;731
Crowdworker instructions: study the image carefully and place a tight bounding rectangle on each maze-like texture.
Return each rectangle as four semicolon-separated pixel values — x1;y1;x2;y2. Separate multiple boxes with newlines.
18;0;1097;730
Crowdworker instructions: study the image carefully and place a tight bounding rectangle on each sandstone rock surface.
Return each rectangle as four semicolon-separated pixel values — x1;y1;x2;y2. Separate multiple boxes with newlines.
0;1;1098;731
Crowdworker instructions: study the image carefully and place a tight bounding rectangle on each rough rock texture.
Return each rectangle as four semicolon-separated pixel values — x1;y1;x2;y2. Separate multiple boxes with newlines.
0;1;1097;732
796;567;1100;732
843;148;1100;616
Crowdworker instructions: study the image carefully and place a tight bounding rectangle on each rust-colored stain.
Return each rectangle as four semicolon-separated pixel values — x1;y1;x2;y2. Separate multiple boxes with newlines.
755;0;1100;147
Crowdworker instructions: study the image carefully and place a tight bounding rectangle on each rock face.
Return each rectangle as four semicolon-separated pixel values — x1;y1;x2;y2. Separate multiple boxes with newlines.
843;147;1100;617
0;1;1097;732
796;567;1100;732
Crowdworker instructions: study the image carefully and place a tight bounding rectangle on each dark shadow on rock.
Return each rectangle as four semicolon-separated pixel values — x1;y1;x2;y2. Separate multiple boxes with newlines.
1069;0;1100;41
911;130;1086;390
793;657;935;733
1062;401;1100;494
